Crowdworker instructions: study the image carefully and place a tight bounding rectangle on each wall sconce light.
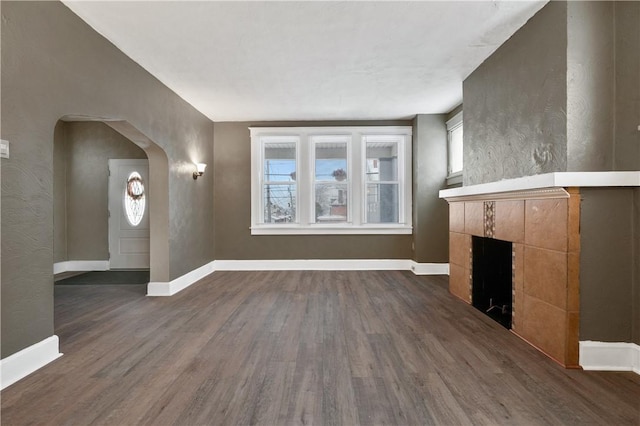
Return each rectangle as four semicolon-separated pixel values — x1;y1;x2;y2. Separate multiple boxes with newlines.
193;163;207;180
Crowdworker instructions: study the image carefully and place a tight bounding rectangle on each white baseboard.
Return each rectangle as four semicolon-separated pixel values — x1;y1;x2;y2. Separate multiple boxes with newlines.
215;259;449;275
147;259;449;297
147;261;216;296
0;335;63;390
214;259;412;271
54;260;109;274
580;341;640;375
410;261;450;275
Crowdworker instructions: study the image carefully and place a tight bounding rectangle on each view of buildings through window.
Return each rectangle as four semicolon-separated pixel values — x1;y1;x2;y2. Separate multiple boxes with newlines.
314;142;348;223
263;143;296;223
263;142;399;225
366;142;399;223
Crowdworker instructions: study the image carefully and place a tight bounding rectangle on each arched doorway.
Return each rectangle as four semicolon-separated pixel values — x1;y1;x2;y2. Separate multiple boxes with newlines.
53;116;170;289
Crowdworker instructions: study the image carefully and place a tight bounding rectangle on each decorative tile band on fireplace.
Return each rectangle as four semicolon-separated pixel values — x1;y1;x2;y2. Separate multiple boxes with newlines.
484;201;496;238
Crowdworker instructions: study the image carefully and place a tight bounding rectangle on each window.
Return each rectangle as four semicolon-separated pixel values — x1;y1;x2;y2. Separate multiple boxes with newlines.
250;127;412;235
446;111;463;185
124;171;146;227
313;137;349;223
365;138;400;224
262;139;297;223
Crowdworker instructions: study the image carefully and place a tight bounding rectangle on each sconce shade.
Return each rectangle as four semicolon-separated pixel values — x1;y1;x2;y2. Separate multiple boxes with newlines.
193;163;207;180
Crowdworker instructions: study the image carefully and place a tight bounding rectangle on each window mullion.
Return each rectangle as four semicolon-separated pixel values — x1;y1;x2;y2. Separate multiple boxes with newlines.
351;133;363;226
298;134;309;227
309;135;316;225
397;136;405;225
346;136;354;225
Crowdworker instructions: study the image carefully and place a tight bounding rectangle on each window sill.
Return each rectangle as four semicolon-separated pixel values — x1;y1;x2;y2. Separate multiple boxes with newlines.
250;225;413;235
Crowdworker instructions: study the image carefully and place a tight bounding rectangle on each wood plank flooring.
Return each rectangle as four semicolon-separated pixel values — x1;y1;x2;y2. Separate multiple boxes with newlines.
2;271;639;425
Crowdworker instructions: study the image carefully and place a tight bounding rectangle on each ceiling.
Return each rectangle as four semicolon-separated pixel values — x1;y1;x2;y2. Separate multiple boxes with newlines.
62;1;547;122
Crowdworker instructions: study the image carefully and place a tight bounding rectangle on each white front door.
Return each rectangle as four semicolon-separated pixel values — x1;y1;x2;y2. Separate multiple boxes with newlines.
108;159;150;269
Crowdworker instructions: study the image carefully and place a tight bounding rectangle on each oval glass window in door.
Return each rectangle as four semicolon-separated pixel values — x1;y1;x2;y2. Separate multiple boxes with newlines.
124;171;146;226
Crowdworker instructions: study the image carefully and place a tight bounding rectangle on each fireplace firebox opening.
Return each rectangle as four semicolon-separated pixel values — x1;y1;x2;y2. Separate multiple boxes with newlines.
472;236;513;329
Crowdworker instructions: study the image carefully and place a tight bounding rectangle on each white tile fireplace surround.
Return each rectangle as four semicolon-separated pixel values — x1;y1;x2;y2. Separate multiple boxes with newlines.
440;172;640;369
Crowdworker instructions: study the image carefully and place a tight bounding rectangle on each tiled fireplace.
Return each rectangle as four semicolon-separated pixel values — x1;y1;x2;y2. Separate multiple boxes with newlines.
445;188;580;367
441;172;639;370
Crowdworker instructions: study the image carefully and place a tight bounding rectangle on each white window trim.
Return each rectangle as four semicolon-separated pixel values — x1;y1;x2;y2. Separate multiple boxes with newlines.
446;111;463;183
250;126;413;235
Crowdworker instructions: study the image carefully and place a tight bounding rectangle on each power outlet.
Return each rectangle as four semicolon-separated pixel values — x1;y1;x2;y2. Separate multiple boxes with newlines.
0;139;9;159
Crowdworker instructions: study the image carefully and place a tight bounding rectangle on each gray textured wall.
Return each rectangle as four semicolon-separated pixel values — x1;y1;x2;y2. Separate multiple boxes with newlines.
463;1;568;186
614;2;640;171
566;1;614;172
213;121;416;260
579;189;637;344
566;1;640;172
412;115;449;263
464;1;639;183
53;122;67;263
1;1;214;358
57;121;147;261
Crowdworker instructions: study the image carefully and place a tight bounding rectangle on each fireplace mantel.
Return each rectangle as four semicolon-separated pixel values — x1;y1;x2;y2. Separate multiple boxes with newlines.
439;171;640;200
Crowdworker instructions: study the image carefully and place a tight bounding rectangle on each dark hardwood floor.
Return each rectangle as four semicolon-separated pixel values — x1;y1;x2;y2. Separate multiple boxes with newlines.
2;271;639;425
